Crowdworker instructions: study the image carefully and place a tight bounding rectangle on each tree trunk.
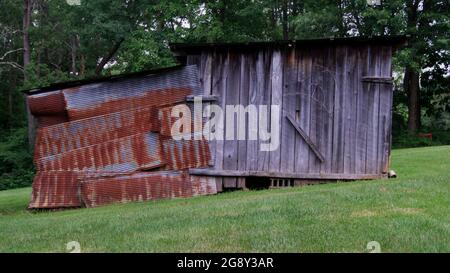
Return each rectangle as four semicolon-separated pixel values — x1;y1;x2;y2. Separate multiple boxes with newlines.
95;38;124;76
23;0;35;149
70;35;78;75
404;66;421;133
23;0;31;69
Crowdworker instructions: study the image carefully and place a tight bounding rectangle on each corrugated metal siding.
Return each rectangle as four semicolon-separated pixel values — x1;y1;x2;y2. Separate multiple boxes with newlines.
28;65;215;209
28;171;81;209
162;138;211;170
80;171;217;208
36;132;164;172
28;90;66;115
63;66;202;120
34;106;159;161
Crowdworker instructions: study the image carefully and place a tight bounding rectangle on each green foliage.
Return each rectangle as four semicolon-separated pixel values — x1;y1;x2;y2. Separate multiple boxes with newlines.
0;127;34;191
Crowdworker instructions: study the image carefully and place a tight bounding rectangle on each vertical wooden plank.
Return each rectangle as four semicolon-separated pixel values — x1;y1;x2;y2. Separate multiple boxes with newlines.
201;52;214;166
355;45;369;174
308;48;324;173
269;50;283;172
257;49;272;172
332;46;346;173
246;52;259;171
322;47;336;174
295;49;312;173
378;46;393;174
186;55;201;67
280;47;298;173
212;52;228;175
365;45;381;174
343;46;358;174
223;52;240;188
238;54;250;172
202;52;213;95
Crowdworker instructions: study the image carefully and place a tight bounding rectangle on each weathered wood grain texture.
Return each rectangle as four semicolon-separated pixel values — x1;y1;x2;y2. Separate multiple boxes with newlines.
295;49;312;173
280;48;298;173
257;49;272;172
223;52;240;188
344;46;358;174
269;50;283;172
184;42;394;181
237;54;249;173
322;47;336;173
189;168;385;180
355;45;369;174
286;115;325;162
378;46;393;174
210;52;228;189
365;45;381;174
186;55;201;66
246;52;259;171
332;46;346;173
308;49;324;173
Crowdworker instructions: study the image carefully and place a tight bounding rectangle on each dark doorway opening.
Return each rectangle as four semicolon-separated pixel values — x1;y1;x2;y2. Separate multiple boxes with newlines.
245;176;271;190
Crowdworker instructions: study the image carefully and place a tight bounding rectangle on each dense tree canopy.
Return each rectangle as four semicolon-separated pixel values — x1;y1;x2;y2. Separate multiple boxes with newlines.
0;0;448;189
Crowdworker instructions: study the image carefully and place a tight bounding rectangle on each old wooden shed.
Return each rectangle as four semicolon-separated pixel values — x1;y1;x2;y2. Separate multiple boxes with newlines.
171;36;405;190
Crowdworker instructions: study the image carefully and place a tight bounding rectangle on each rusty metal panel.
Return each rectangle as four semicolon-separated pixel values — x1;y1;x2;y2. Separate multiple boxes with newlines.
28;90;66;115
162;137;211;170
63;66;202;121
36;114;69;128
36;132;164;172
158;105;204;137
34;106;159;161
28;171;81;209
80;171;195;208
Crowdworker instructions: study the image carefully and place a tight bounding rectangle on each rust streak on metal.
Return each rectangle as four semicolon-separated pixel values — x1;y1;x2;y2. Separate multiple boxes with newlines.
36;133;164;173
28;171;81;209
67;87;192;121
34;106;159;161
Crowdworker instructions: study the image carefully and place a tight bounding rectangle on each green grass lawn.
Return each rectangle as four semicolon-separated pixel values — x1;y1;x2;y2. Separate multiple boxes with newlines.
0;146;449;253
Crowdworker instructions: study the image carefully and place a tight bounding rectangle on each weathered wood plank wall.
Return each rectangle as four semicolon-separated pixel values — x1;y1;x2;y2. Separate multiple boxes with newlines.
187;43;393;181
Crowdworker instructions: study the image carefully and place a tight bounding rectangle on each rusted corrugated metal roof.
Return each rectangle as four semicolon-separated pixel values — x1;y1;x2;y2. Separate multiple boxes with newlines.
36;132;164;173
33;106;159;161
80;171;217;208
28;65;216;209
162;138;211;170
29;171;82;209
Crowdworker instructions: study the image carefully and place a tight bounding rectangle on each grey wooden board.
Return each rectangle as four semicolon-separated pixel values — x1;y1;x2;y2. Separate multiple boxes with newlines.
186;55;200;66
237;54;249;172
286;115;325;162
355;45;370;173
223;52;240;188
344;46;358;174
365;45;381;174
257;49;272;172
269;50;283;172
332;46;346;173
280;48;298;173
295;49;312;173
211;52;228;172
308;48;324;173
246;52;259;171
189;168;385;180
322;47;336;173
378;46;393;173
